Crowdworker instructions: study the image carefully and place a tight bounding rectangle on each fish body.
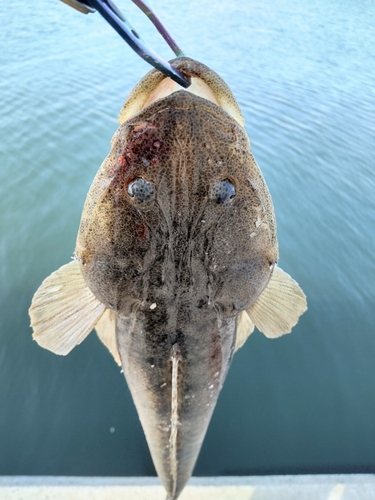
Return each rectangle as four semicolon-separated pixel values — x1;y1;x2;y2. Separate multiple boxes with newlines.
29;58;307;500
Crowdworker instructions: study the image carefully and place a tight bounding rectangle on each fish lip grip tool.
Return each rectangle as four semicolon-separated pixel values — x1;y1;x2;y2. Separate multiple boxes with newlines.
60;0;191;88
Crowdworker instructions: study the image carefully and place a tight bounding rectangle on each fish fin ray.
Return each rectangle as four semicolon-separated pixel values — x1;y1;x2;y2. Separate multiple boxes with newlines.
29;261;106;355
247;266;307;338
95;309;121;366
234;311;255;351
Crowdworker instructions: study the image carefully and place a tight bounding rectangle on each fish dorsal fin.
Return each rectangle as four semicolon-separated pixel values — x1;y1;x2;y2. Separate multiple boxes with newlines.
234;311;255;351
247;266;307;338
95;309;121;366
29;260;106;355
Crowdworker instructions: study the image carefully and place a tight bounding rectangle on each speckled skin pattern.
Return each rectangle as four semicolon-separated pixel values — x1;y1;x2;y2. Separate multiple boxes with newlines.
75;60;278;499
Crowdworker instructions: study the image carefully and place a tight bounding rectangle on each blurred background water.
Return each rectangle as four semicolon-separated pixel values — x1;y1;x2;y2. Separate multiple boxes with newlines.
1;0;375;477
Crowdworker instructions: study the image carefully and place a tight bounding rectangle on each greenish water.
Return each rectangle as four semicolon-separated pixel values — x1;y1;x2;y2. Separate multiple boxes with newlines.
1;0;375;477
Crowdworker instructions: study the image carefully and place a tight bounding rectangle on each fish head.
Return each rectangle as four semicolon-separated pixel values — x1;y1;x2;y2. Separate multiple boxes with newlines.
75;58;278;321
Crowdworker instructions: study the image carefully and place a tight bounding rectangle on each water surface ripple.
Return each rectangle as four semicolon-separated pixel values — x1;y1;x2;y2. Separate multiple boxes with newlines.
1;0;375;476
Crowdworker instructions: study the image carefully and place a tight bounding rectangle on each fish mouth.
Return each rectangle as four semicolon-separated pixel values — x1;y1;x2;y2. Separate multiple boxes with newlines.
118;57;245;127
142;74;219;110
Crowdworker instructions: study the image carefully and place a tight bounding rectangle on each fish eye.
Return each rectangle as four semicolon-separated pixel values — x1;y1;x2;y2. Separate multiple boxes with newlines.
210;179;236;204
127;177;154;203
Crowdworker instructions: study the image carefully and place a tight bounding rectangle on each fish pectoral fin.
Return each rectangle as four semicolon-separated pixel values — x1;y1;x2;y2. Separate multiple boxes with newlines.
95;309;121;366
234;311;255;351
29;260;106;355
247;266;307;338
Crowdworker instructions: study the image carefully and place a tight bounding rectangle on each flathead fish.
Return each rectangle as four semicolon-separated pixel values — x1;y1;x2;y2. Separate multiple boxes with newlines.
29;57;307;500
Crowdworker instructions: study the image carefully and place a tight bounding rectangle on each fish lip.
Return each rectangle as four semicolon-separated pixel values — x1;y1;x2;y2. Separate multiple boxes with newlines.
125;89;242;131
118;56;245;126
166;56;226;84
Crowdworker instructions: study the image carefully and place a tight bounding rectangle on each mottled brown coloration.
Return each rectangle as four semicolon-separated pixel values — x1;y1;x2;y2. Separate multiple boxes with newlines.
75;86;277;499
29;58;306;500
76;91;277;313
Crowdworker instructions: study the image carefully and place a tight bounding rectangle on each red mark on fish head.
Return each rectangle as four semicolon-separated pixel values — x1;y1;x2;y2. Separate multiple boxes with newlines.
118;155;133;177
135;223;147;239
123;120;168;173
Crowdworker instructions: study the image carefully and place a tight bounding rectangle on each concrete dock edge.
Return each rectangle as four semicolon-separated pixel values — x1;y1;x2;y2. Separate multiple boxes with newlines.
1;474;375;499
